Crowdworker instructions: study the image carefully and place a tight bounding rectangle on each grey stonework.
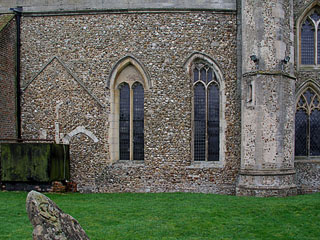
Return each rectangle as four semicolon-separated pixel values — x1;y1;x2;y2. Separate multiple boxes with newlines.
0;0;236;14
237;0;297;196
1;0;320;196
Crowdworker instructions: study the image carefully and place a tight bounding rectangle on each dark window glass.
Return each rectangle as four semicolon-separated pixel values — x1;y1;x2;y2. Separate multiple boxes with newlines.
301;19;315;65
318;24;320;64
119;83;130;160
208;83;219;161
295;109;308;156
194;82;206;161
305;88;314;104
132;82;144;160
310;109;320;155
207;68;213;84
194;68;199;82
311;12;320;21
200;68;206;83
193;62;220;162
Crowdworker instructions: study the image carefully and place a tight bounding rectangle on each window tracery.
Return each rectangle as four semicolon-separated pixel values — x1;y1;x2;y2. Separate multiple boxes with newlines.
300;7;320;65
109;62;146;162
295;87;320;156
193;61;220;161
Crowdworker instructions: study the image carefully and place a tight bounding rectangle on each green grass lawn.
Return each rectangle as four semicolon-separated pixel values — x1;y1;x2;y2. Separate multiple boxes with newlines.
0;191;320;240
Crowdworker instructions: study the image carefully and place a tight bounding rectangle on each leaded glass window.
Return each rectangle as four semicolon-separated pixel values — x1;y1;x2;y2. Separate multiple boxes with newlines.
193;62;220;161
295;88;320;156
300;8;320;65
118;81;144;161
132;82;144;160
119;83;130;160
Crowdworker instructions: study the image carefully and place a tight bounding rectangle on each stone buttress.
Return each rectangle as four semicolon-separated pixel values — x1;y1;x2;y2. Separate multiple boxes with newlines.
237;0;297;196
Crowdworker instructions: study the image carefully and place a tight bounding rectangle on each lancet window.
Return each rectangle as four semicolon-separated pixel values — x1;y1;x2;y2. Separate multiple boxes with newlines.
193;61;220;161
112;64;145;161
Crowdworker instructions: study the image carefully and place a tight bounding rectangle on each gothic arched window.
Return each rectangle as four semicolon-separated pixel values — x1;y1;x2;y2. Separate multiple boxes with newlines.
295;87;320;156
109;63;145;161
193;61;220;161
300;8;320;65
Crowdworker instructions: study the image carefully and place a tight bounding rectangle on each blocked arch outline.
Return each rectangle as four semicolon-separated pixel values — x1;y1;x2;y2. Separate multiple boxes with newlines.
184;52;226;167
62;126;99;144
107;55;152;90
296;0;320;70
108;55;149;163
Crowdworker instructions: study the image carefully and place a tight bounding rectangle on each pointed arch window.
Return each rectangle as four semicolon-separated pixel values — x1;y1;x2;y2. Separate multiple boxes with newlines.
118;80;144;161
109;63;146;162
193;61;220;161
295;87;320;156
300;7;320;65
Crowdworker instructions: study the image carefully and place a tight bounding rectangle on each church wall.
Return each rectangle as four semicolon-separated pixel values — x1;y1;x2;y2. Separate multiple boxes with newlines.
20;11;239;193
293;0;320;194
0;15;17;140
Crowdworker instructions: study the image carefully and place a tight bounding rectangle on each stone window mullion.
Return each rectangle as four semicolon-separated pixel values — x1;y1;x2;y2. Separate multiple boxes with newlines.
205;83;209;161
129;85;134;161
315;20;318;64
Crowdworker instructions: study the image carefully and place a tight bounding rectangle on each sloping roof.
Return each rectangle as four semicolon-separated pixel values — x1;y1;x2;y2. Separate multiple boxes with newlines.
0;14;14;33
0;0;236;13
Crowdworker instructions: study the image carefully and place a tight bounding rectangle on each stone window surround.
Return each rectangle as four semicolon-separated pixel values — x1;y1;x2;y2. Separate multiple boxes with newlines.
184;52;226;168
108;55;151;163
295;80;320;163
296;2;320;71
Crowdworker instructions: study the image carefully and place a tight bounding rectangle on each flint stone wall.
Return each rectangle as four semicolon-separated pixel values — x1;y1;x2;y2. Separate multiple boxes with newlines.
0;14;17;139
20;11;239;193
293;0;320;193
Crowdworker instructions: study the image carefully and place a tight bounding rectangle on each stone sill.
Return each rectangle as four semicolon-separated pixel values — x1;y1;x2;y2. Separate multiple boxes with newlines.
298;66;320;72
237;184;297;191
295;157;320;163
113;160;144;167
186;161;223;169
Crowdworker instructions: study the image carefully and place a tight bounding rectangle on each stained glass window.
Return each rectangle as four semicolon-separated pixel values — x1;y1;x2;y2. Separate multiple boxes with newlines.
295;88;320;157
193;62;220;161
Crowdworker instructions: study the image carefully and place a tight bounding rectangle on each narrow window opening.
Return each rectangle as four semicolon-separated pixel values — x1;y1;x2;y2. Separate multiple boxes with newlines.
193;61;220;162
119;82;130;160
114;64;145;161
